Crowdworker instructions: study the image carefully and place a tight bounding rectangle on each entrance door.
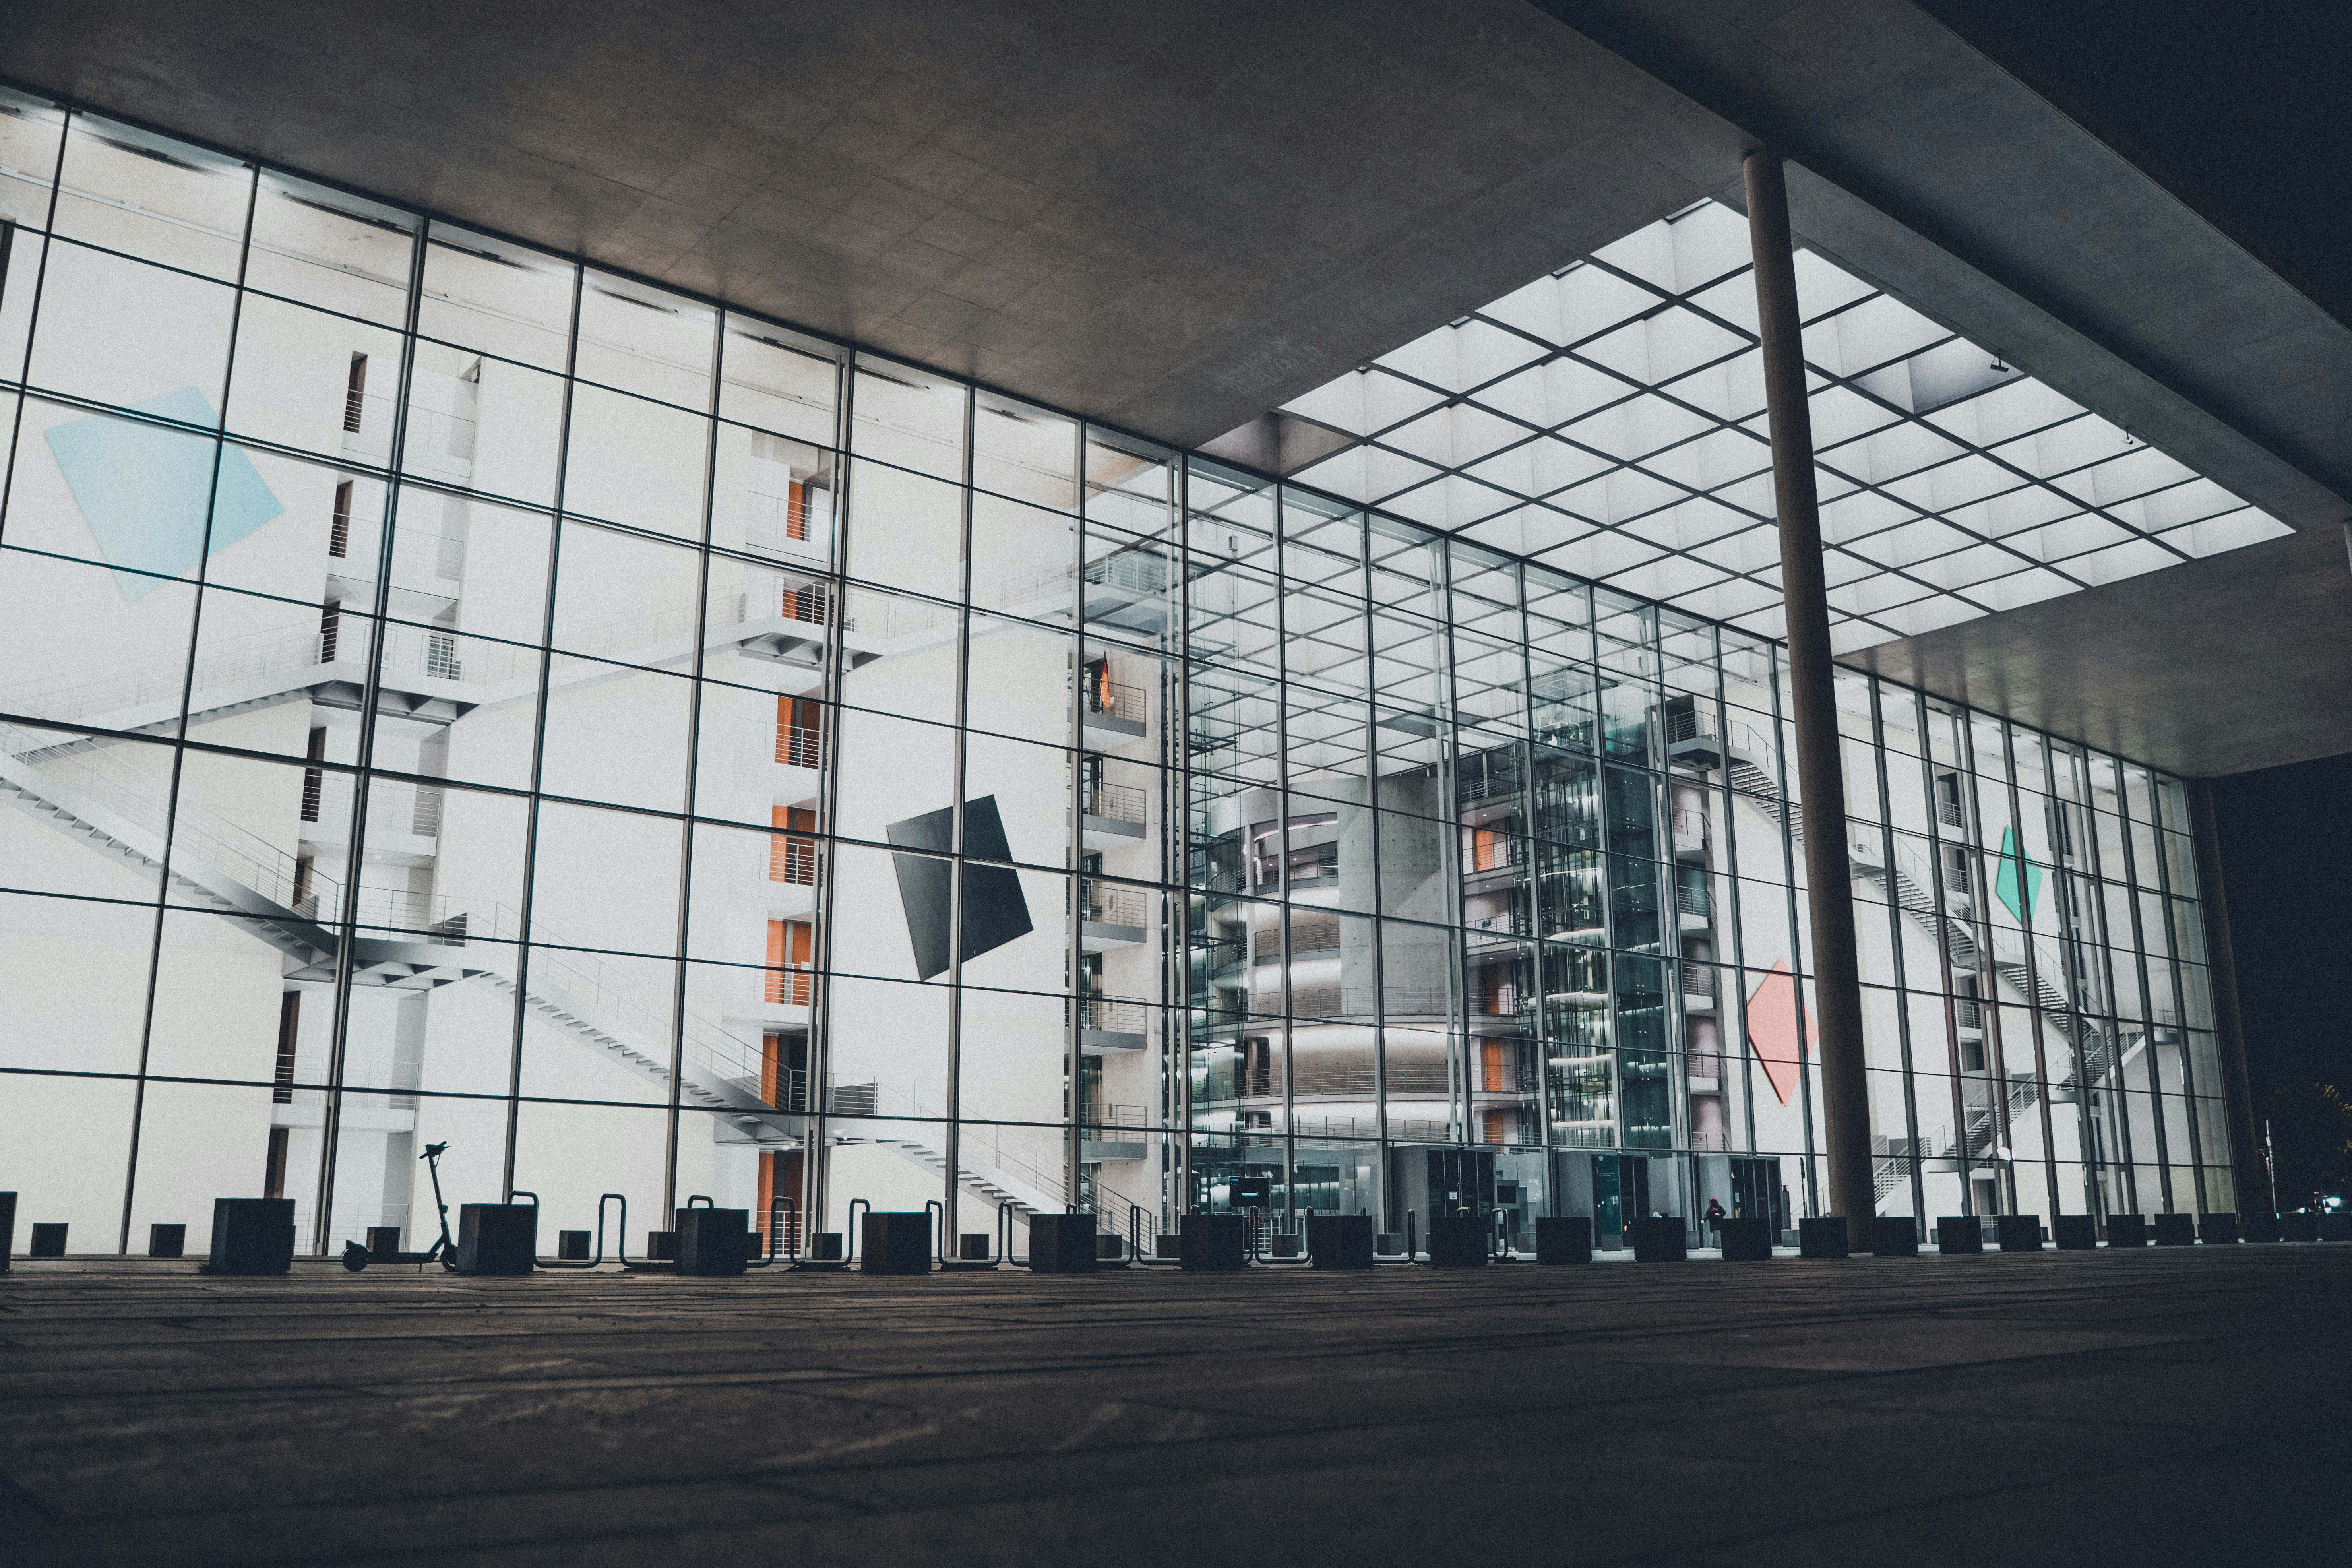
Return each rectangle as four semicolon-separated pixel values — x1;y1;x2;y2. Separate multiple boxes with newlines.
1593;1153;1651;1243
1729;1157;1786;1231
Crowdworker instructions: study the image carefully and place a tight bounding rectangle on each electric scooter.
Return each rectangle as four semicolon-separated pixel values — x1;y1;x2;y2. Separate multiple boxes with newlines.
341;1141;460;1271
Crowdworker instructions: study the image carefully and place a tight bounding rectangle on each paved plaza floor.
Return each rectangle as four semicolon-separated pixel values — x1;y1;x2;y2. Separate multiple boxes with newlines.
2;1245;2345;1566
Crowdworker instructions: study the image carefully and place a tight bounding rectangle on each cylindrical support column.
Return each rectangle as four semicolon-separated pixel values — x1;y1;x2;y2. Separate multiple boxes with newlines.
1743;150;1876;1247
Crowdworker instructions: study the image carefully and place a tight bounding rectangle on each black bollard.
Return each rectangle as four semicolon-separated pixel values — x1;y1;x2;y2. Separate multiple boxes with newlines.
1026;1213;1098;1274
2106;1214;2149;1247
1179;1213;1247;1271
1307;1215;1375;1269
1935;1215;1983;1254
1534;1216;1593;1264
1628;1217;1688;1262
1718;1216;1773;1260
1798;1216;1850;1258
2052;1215;2098;1250
207;1199;295;1275
1996;1215;2043;1252
2151;1213;2196;1246
1871;1215;1919;1256
2196;1212;2239;1246
677;1208;750;1276
454;1204;536;1275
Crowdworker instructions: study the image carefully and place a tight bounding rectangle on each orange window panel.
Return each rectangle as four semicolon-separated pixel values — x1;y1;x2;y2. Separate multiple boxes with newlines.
777;696;823;767
786;479;808;541
1480;1040;1507;1092
765;919;815;1006
768;805;818;883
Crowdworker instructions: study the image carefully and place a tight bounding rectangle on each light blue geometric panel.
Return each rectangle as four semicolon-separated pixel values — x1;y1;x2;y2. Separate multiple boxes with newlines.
44;387;284;602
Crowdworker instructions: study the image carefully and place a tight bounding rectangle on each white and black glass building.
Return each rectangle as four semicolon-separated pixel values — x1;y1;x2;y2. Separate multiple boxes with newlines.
0;86;2257;1258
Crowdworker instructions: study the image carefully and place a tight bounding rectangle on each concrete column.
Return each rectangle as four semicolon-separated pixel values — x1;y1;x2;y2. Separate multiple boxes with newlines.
1742;151;1876;1248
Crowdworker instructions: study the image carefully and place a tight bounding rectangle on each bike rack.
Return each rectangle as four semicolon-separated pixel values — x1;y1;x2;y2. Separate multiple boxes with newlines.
925;1199;945;1269
998;1200;1024;1268
846;1198;870;1264
745;1196;792;1269
611;1193;674;1272
508;1190;622;1270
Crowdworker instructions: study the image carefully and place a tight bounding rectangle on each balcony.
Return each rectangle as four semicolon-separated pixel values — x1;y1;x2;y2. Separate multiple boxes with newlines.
1675;878;1711;933
745;488;829;566
1672;808;1708;859
1081;780;1147;849
1079;996;1148;1054
1081;884;1147;951
767;722;825;807
1664;709;1765;774
1082;1103;1149;1162
1081;677;1147;750
1679;964;1718;1015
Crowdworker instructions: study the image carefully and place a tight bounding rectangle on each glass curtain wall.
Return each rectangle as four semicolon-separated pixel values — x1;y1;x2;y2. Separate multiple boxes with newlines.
0;89;2230;1257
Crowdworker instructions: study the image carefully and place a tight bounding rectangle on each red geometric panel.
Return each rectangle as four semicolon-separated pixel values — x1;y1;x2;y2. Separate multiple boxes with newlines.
1743;961;1813;1106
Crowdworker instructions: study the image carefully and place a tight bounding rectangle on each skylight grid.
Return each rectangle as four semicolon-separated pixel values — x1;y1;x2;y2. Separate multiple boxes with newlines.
1280;199;2291;652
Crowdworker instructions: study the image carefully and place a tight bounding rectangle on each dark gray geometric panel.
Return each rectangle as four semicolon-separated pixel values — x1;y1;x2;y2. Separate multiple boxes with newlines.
885;795;1033;982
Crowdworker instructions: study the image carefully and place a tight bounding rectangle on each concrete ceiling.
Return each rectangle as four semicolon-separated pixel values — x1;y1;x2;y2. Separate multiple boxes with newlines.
2;0;2346;777
0;0;1748;448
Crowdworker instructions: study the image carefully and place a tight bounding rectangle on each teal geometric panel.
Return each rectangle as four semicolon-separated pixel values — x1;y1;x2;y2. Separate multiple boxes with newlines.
1994;824;2044;923
44;387;284;602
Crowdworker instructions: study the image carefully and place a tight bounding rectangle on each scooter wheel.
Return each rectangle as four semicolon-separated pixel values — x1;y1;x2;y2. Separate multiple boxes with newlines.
439;1252;460;1272
341;1242;370;1273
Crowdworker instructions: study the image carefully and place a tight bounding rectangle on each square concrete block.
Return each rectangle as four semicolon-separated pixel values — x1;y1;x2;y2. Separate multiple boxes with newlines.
1629;1217;1687;1262
859;1211;932;1275
557;1229;591;1260
2106;1214;2148;1246
1427;1213;1490;1267
29;1222;67;1258
1534;1216;1592;1264
1375;1233;1405;1256
808;1232;843;1261
2152;1213;2196;1246
1026;1213;1098;1274
366;1226;403;1260
2197;1212;2239;1246
2238;1211;2280;1243
1267;1233;1300;1258
2318;1213;2351;1242
1935;1216;1983;1254
1096;1234;1127;1260
1180;1213;1247;1271
208;1198;295;1275
2052;1215;2098;1249
678;1207;750;1276
1997;1214;2043;1252
645;1230;677;1261
455;1204;536;1275
1154;1232;1184;1259
1871;1216;1919;1256
2279;1213;2318;1242
1718;1216;1773;1260
1307;1214;1374;1269
959;1232;992;1261
1798;1217;1850;1258
0;1191;14;1271
148;1223;186;1258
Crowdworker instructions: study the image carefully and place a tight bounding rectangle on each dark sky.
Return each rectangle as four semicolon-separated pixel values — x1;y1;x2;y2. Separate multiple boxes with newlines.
1920;1;2352;333
1926;3;2352;1200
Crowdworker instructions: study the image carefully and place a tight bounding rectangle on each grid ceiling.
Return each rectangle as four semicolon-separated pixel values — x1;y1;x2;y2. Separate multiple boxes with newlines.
1279;200;2291;652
